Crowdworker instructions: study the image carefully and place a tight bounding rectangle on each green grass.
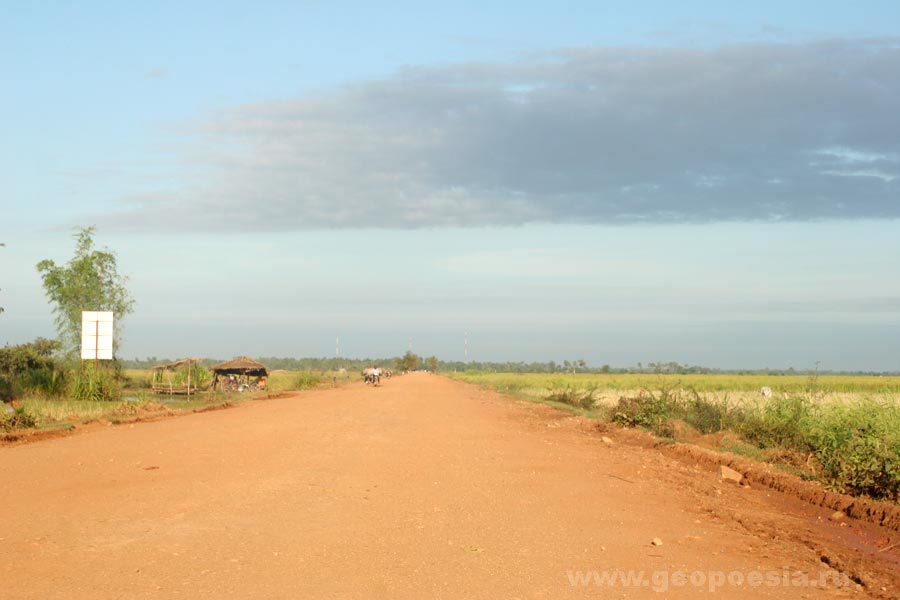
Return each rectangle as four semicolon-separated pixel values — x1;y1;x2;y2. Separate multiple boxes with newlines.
9;369;357;431
19;399;122;423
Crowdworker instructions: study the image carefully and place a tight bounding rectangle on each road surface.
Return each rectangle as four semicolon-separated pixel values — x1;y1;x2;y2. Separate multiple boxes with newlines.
2;373;895;598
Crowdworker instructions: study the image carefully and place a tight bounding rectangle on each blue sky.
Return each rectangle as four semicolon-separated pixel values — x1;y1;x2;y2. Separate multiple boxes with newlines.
3;1;899;369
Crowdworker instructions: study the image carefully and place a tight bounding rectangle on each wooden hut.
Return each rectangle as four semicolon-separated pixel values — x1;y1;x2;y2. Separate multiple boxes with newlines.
210;356;270;391
150;358;210;396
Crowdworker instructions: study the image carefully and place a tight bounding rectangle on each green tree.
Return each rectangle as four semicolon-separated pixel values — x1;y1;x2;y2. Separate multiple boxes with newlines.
36;227;134;358
0;338;63;401
424;356;438;372
0;338;59;377
396;350;421;372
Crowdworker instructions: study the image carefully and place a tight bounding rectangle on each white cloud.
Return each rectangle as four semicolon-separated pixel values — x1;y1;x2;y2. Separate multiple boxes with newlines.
821;169;897;182
814;147;897;164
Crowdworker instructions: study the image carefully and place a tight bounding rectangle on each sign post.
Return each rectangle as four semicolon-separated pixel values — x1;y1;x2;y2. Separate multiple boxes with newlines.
81;311;114;367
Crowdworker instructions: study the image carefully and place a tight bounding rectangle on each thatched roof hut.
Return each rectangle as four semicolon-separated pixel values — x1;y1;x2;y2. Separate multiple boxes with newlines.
210;356;269;377
149;358;207;395
151;358;200;372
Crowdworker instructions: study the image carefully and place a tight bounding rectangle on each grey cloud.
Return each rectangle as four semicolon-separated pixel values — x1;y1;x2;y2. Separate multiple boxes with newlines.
103;38;900;231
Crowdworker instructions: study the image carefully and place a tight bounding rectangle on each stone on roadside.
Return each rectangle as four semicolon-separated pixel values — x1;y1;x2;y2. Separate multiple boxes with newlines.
829;511;846;522
651;538;663;546
601;436;614;445
717;465;743;485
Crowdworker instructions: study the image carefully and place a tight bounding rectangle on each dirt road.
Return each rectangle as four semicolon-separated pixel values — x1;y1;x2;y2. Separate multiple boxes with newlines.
2;374;897;598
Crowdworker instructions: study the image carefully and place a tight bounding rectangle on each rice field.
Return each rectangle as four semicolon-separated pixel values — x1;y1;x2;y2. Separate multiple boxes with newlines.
447;372;900;407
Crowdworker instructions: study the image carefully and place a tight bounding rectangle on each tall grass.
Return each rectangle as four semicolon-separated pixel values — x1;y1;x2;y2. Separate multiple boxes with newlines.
19;399;120;423
295;371;322;390
69;364;121;402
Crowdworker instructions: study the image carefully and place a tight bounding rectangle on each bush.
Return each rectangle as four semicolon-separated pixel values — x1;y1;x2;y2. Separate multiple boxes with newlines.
0;338;63;400
546;384;599;410
738;396;815;451
70;364;121;402
680;391;734;434
808;399;900;501
1;405;38;430
611;389;678;431
21;368;67;397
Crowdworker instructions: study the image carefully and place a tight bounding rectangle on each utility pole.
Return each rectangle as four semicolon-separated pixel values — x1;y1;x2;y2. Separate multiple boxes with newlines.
464;331;468;361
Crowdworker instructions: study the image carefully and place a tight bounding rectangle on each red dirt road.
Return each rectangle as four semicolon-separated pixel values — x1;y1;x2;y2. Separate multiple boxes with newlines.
2;374;896;598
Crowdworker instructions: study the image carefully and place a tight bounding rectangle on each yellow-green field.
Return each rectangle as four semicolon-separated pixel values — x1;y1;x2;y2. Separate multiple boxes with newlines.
447;372;900;407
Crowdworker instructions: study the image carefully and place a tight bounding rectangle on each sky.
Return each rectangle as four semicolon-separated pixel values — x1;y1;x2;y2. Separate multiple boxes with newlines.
2;1;899;370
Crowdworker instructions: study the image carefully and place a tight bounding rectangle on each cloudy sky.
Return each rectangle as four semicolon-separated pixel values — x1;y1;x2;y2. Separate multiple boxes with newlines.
3;1;899;370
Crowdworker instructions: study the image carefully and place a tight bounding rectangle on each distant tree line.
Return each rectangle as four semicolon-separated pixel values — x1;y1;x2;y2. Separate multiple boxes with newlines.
117;355;898;377
121;353;424;373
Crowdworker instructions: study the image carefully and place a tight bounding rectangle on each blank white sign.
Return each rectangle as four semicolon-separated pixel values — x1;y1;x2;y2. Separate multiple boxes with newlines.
81;311;114;360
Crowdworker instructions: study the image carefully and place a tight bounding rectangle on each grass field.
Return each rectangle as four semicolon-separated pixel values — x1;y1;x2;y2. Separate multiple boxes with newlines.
447;371;900;394
13;369;360;431
447;372;900;407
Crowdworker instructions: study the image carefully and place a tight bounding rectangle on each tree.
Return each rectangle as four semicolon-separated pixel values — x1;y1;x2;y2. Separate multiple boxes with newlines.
0;337;62;401
0;338;59;377
424;356;438;372
396;350;421;372
36;227;134;358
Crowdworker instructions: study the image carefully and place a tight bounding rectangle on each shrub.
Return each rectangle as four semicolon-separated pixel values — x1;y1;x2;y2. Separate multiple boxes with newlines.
546;384;599;411
738;396;815;451
1;405;38;430
22;368;67;398
808;399;900;501
680;391;734;434
0;338;63;400
611;389;677;431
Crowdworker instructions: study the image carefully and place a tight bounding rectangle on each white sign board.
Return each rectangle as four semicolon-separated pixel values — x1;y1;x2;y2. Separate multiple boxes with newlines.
81;311;114;360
